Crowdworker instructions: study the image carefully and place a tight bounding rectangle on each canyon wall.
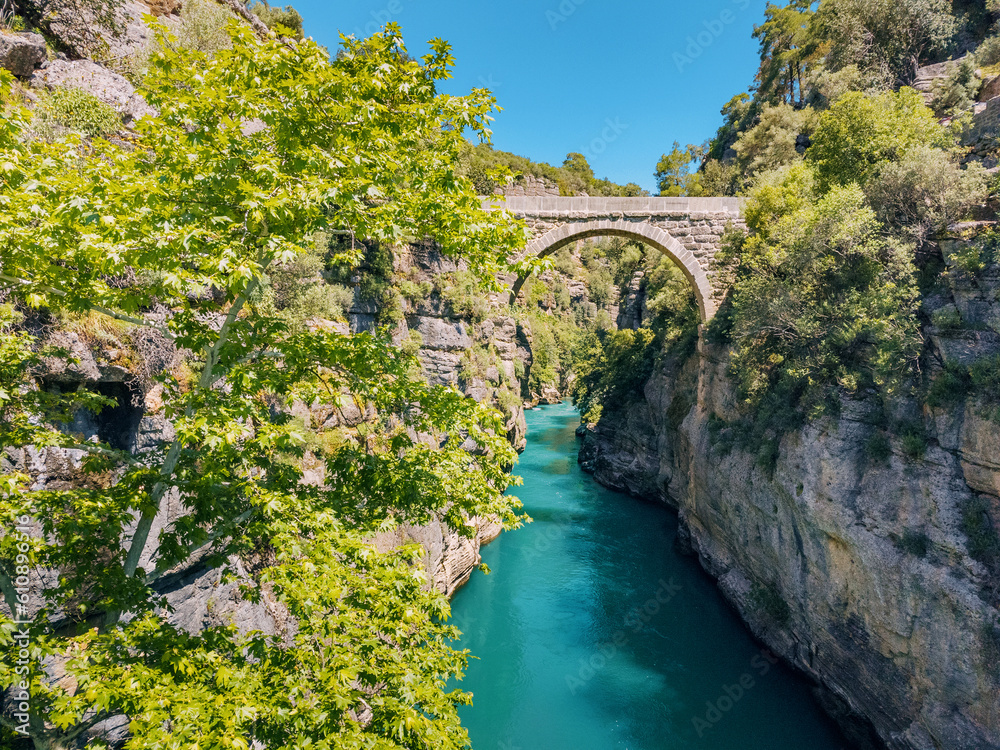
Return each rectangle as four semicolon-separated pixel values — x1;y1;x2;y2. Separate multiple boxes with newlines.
579;242;1000;749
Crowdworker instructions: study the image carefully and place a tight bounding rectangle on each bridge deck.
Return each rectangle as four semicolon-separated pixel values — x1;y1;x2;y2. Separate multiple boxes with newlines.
485;196;744;216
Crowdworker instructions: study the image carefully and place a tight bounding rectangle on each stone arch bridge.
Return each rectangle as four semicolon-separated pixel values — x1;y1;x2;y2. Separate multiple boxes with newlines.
488;196;746;322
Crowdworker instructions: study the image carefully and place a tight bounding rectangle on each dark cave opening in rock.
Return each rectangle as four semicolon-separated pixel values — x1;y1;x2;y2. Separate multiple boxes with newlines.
91;380;145;452
45;377;147;453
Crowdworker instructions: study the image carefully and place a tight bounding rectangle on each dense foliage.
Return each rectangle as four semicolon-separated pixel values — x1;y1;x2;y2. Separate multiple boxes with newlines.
805;87;948;190
0;18;527;750
249;0;304;39
571;246;699;423
34;87;122;139
655;142;705;197
704;84;985;447
719;168;923;415
647;0;995;453
458;143;648;197
513;242;622;398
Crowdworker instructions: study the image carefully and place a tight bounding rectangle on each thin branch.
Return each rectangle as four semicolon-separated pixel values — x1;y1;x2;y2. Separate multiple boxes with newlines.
216;0;273;39
64;442;146;468
210;348;281;389
106;277;262;630
0;273;174;339
143;507;257;586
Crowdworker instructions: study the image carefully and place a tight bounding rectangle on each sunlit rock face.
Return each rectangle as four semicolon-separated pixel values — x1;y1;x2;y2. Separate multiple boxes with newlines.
20;0;153;62
0;32;46;77
31;59;156;122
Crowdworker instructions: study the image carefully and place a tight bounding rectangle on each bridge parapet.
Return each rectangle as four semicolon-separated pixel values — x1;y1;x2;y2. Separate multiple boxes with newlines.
485;196;746;322
489;196;744;219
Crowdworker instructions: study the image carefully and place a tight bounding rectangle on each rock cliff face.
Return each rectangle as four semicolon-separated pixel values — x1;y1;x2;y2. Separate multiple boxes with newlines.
338;242;537;592
23;0;153;63
371;516;503;598
580;249;1000;749
390;243;531;451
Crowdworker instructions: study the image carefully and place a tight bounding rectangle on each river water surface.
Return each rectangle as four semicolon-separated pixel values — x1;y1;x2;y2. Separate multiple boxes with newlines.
451;401;849;750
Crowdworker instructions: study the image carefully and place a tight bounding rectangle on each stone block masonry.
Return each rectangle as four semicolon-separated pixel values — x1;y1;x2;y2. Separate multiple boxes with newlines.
486;196;746;322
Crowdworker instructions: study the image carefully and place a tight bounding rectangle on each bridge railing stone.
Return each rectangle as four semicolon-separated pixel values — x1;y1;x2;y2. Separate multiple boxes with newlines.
484;196;745;217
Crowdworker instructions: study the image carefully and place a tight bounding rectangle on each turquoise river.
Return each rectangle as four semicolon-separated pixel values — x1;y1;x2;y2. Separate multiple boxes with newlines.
450;401;850;750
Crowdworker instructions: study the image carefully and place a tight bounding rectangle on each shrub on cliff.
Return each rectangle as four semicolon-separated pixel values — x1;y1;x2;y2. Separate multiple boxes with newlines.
437;269;490;323
962;495;1000;569
970;354;1000;422
36;85;122;138
173;0;235;54
250;0;304;39
254;244;354;329
712;83;987;439
929;56;982;117
731;103;815;181
0;22;525;749
718;165;922;419
806;87;950;192
864;145;987;247
526;310;581;396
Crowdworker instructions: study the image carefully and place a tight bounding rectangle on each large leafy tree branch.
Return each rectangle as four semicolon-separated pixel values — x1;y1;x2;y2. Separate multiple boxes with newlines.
0;20;525;750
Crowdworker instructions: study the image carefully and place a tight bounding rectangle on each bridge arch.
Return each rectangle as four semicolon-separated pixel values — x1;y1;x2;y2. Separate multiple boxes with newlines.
510;219;717;322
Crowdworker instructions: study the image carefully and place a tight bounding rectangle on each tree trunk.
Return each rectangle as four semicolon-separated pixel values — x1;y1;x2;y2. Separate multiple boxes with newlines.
215;0;272;38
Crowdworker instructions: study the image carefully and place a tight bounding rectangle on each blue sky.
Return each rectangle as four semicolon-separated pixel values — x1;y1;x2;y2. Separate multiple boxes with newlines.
292;0;770;193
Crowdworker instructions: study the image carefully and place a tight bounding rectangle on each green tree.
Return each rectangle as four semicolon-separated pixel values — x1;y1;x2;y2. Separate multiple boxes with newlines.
527;313;560;394
753;1;821;106
717;164;922;418
572;248;698;422
864;144;987;246
562;151;595;183
929;56;982;117
0;19;525;750
572;327;657;421
806;87;949;192
699;158;740;197
706;92;755;162
174;0;238;54
815;0;957;86
590;177;650;197
732;102;815;180
655;141;704;196
250;0;304;39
